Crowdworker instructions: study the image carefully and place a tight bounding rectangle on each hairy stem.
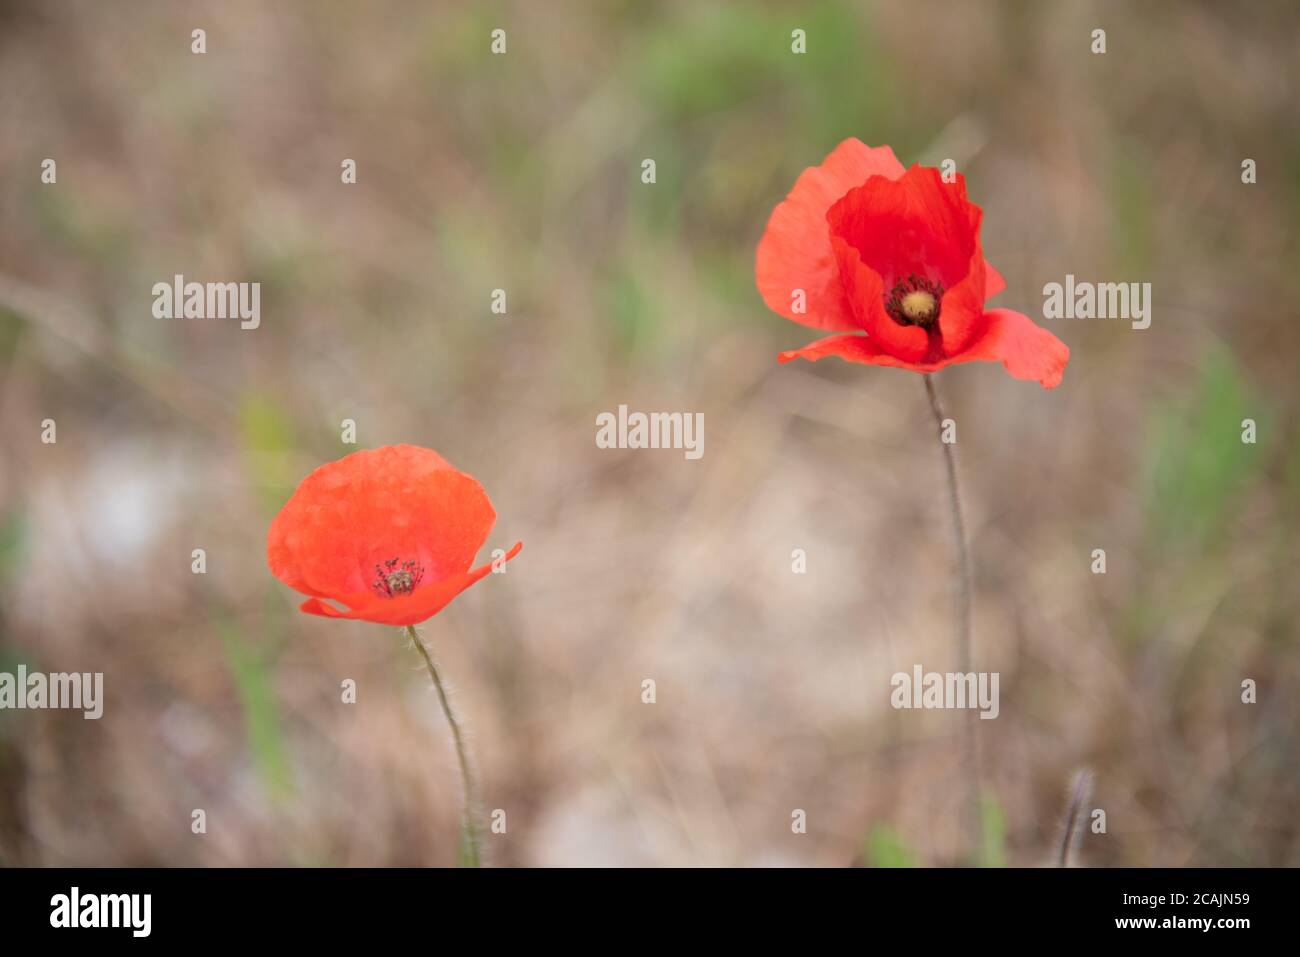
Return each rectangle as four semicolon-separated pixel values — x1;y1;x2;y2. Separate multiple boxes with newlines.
405;625;481;867
1058;770;1094;867
922;373;982;862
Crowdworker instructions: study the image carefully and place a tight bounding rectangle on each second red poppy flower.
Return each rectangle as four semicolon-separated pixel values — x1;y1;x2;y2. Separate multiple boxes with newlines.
267;444;521;626
756;138;1068;388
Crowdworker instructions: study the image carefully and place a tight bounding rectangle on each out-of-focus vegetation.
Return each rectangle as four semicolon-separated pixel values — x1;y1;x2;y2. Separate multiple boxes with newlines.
1;0;1298;866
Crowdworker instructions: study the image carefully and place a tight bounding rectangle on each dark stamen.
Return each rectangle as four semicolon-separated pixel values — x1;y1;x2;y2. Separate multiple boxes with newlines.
372;557;426;597
884;273;944;328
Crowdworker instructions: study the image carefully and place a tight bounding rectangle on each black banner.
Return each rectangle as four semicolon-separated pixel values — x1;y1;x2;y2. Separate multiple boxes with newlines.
0;867;1274;943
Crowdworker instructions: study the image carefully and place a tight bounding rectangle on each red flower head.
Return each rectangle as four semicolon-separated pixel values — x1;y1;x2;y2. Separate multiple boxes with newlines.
756;139;1068;388
268;444;521;625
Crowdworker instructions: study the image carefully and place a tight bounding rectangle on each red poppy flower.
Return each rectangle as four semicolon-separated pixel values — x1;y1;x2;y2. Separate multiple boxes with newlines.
756;138;1068;388
267;444;521;626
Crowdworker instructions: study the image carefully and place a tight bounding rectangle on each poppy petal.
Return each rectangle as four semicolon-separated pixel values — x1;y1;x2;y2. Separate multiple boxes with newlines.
299;541;523;626
959;308;1070;389
268;445;496;600
826;166;986;359
777;333;944;372
935;232;988;356
828;236;929;362
984;261;1006;300
756;138;906;332
827;166;978;292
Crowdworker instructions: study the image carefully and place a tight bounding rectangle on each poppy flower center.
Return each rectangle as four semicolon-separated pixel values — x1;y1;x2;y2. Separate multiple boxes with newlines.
885;274;944;329
372;557;425;597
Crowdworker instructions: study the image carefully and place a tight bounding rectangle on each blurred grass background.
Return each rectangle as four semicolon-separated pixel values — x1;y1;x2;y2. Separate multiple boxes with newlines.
1;0;1298;866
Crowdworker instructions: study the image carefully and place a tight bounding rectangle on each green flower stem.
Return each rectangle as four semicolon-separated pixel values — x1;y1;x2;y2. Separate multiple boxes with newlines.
405;625;482;867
